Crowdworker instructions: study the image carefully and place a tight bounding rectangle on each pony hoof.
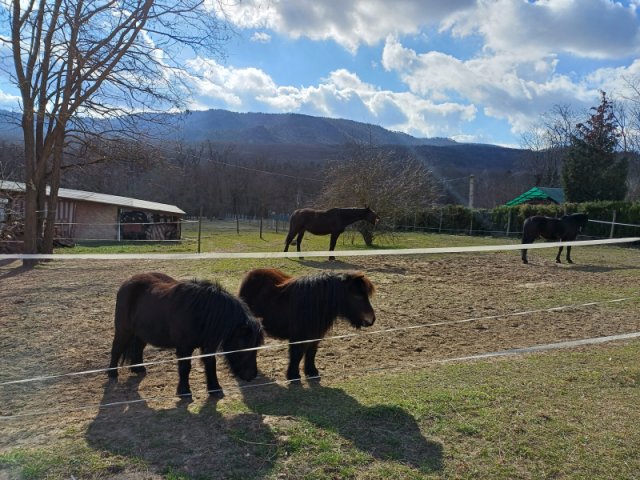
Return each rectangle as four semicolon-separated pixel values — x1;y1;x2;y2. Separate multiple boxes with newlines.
305;369;319;378
130;366;146;375
522;260;528;264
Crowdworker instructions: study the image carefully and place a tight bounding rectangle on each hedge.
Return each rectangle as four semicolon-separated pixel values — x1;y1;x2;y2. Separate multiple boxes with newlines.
396;201;640;239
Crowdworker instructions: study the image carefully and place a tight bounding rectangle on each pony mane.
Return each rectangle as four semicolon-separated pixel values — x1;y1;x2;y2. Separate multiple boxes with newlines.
174;279;261;350
283;271;371;336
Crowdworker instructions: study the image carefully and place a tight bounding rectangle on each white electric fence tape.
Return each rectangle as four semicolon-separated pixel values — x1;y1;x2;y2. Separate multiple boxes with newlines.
1;237;638;260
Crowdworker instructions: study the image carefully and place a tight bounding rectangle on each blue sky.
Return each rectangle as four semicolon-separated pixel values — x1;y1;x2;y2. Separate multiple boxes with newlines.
2;0;640;147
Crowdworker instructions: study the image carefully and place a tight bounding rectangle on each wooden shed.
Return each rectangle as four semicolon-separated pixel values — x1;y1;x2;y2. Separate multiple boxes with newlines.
0;181;185;242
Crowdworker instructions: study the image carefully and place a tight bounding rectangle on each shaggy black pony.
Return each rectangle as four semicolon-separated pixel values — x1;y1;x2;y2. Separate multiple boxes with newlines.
238;268;376;381
521;213;589;264
284;206;380;260
108;272;264;397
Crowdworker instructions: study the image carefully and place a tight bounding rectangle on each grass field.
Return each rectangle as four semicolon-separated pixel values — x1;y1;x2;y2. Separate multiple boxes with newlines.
1;227;639;479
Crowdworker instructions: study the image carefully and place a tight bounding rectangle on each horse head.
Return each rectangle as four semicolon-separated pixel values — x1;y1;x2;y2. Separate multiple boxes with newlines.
364;206;380;225
341;272;376;329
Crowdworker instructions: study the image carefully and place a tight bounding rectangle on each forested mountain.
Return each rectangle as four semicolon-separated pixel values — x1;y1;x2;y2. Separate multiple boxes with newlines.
0;108;530;210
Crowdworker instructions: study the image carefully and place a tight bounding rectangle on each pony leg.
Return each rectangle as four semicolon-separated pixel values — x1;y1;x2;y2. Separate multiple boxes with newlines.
201;351;223;397
303;341;320;378
129;337;147;374
286;343;307;381
176;347;194;397
556;246;563;263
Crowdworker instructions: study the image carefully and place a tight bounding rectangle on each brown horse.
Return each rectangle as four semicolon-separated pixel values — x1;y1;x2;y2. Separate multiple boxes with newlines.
108;272;264;397
284;206;380;260
238;268;376;381
521;213;589;264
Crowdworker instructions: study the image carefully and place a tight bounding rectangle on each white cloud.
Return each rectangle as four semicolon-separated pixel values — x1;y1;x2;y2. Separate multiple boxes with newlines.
0;89;20;110
217;0;640;59
250;31;271;43
380;37;607;134
215;0;476;52
444;0;640;60
184;56;477;138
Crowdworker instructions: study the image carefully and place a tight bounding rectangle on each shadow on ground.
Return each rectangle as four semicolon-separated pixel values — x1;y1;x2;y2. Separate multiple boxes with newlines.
241;378;443;474
86;377;277;479
87;374;443;478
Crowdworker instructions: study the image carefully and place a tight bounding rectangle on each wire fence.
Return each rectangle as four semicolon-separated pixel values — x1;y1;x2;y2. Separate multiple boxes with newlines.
2;209;640;255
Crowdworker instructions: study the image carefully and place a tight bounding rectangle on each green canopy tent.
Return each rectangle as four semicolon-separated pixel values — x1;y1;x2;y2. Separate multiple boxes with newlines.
505;187;565;206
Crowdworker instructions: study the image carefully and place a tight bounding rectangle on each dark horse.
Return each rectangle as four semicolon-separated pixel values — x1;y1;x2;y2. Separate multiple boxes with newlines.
108;272;264;397
238;268;376;381
284;206;380;260
521;213;589;264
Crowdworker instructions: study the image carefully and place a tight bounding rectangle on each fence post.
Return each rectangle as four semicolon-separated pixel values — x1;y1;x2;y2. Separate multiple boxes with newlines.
469;211;473;236
506;210;511;237
197;206;202;254
438;208;443;233
610;210;617;239
259;214;264;240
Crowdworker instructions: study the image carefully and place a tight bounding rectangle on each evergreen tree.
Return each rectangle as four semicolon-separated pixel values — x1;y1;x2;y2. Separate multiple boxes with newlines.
562;91;628;201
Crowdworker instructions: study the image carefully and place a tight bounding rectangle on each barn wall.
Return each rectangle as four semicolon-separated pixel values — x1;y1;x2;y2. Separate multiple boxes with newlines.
74;202;118;240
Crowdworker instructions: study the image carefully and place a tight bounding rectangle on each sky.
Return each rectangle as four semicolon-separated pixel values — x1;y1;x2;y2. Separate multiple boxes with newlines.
2;0;640;147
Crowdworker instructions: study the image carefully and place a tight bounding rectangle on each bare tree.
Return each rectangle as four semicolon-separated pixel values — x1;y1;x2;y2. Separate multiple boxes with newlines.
0;0;228;259
320;142;440;245
519;104;579;187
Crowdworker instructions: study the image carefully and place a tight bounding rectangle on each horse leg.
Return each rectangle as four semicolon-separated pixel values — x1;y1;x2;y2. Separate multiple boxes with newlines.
296;231;305;252
284;229;297;252
201;349;223;397
129;336;147;375
286;343;307;381
303;341;320;378
176;347;194;397
328;232;340;261
556;246;563;263
566;245;573;264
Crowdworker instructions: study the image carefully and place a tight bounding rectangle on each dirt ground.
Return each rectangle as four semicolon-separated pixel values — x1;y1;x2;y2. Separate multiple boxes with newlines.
1;248;639;475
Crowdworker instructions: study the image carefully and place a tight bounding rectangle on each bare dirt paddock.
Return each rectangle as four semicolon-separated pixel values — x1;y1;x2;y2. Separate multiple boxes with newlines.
1;244;639;477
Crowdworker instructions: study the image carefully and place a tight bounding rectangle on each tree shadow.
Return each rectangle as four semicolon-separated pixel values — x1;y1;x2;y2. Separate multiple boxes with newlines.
241;379;443;474
86;376;278;479
0;260;30;279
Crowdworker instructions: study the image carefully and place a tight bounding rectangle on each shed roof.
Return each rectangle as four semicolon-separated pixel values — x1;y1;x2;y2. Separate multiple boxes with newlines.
0;181;185;215
505;186;565;206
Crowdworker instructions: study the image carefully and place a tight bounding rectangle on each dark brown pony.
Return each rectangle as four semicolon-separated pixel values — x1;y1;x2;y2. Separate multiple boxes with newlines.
108;272;264;397
238;268;376;381
521;213;589;264
284;206;380;260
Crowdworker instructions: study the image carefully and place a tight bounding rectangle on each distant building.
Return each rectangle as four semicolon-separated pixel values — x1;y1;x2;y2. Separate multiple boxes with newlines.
505;187;565;206
0;181;185;242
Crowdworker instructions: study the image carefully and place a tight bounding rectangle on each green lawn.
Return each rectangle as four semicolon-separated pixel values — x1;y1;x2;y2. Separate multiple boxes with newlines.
2;341;639;479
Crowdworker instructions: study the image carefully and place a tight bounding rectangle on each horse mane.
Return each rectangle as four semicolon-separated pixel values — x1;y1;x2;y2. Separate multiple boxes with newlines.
173;279;261;350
